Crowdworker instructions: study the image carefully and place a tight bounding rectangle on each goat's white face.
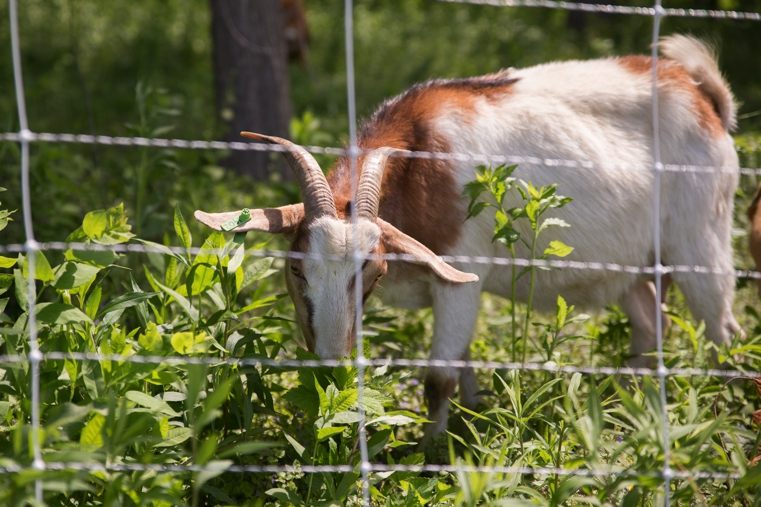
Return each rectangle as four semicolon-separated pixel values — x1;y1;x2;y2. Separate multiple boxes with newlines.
194;132;478;360
286;217;387;358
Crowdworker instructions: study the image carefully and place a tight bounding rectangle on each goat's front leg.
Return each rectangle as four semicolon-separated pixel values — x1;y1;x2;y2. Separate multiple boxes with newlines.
620;277;670;368
423;282;482;443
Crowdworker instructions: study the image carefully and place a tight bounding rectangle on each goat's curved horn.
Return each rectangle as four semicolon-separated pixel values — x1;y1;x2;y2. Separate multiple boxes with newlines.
241;131;337;220
356;147;405;219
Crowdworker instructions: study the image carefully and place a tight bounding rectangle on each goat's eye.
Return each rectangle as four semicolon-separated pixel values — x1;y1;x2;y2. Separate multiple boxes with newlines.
290;266;306;281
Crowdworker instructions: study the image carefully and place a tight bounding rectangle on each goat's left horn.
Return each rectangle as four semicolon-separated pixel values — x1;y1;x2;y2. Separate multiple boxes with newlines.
356;147;405;219
241;131;337;220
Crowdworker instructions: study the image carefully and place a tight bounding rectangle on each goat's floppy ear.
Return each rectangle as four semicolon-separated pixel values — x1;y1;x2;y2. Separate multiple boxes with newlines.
377;218;478;284
194;203;304;234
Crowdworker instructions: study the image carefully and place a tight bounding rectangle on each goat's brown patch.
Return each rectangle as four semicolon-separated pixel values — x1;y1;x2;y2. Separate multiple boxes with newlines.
617;56;724;138
329;76;517;254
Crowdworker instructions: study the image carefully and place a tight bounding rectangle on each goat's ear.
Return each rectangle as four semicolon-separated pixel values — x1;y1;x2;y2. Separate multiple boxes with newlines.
194;203;304;234
377;218;479;284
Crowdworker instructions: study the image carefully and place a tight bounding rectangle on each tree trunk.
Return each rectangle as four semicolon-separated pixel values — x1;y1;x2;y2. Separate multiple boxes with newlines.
210;0;292;179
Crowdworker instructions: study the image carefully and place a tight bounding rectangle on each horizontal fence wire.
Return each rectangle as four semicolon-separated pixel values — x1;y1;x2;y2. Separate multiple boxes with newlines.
4;0;761;502
439;0;761;21
0;462;743;481
1;240;760;281
2;130;761;177
0;353;759;380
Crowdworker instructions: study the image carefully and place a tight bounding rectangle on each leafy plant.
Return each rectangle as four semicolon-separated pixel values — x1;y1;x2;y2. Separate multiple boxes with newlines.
464;163;574;363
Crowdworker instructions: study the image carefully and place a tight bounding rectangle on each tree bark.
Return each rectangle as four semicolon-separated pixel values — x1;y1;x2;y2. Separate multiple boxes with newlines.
210;0;292;179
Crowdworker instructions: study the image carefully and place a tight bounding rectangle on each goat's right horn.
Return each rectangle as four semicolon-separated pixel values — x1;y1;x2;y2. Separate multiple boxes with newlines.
241;131;337;220
356;147;405;219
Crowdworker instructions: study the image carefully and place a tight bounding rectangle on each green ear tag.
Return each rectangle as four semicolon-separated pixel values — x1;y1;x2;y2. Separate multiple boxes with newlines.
221;208;251;231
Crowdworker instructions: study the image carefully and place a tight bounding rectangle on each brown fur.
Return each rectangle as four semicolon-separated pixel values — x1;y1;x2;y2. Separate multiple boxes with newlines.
748;184;761;293
617;56;725;138
328;76;517;254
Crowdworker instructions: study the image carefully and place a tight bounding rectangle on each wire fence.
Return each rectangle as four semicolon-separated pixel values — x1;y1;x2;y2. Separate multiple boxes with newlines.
3;0;761;505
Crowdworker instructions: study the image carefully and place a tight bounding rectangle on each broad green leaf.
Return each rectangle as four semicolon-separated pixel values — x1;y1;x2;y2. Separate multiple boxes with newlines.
173;206;192;249
153;427;193;448
544;240;574;258
333;388;358;413
0;256;16;269
556;295;568;329
227;243;245;274
358;388;387;416
80;414;105;449
170;331;209;354
315;377;329;415
84;285;102;319
550;476;597;505
368;414;416;426
317;426;345;441
36;303;92;326
22;251;54;283
158;417;169;439
65;247;119;267
80;203;135;245
53;261;100;289
0;274;12;296
138;322;163;351
125;390;180;417
186;232;226;296
218;441;280;458
525;199;540;226
154;278;199;322
237;295;280;314
83;210;108;239
197;434;219;465
330;411;363;425
0;209;12;232
97;291;158;318
13;268;29;311
466;201;489;219
284;432;305;458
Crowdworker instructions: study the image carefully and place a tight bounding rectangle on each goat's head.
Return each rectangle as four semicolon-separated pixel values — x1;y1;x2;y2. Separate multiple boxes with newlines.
195;132;478;359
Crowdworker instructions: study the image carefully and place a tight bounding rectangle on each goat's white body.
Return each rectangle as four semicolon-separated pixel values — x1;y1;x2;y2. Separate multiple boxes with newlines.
373;51;740;437
195;37;739;441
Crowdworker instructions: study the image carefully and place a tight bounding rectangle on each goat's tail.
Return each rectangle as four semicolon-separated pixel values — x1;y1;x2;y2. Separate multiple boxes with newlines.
660;35;737;131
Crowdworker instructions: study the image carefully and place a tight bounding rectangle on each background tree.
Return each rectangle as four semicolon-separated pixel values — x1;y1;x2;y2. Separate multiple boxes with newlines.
210;0;292;179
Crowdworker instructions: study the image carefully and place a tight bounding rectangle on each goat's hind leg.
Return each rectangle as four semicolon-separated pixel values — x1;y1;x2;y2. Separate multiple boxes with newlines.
667;225;741;353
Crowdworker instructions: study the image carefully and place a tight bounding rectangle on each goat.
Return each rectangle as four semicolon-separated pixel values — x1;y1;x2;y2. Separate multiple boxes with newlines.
196;35;741;440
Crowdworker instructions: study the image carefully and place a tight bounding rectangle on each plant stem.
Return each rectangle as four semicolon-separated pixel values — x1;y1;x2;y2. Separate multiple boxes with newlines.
521;233;538;365
510;246;518;362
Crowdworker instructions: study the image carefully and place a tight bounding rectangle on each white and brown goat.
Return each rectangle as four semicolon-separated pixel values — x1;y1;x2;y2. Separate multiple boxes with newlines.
197;36;741;439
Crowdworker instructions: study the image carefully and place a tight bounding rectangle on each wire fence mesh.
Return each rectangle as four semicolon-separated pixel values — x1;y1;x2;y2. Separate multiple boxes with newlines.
3;0;761;505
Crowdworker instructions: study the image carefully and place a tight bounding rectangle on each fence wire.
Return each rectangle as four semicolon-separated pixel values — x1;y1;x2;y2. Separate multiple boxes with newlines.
3;0;761;505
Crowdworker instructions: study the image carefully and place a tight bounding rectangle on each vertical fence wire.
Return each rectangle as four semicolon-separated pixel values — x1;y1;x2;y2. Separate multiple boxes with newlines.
8;0;44;502
648;3;673;505
343;0;373;504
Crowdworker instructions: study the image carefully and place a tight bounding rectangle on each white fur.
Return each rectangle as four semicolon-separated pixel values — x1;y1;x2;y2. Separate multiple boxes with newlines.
377;39;739;440
303;38;740;440
305;217;381;358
